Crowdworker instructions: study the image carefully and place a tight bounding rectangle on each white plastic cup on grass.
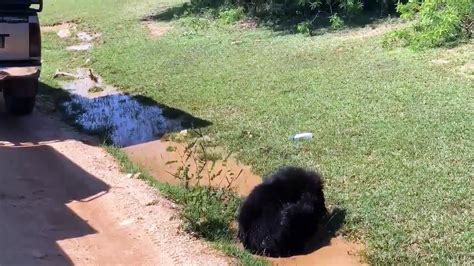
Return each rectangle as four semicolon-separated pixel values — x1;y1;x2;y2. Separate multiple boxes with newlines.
289;133;313;141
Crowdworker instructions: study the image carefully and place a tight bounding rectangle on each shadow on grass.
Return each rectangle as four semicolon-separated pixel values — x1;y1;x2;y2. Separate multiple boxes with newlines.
143;3;191;22
257;12;397;36
38;82;212;147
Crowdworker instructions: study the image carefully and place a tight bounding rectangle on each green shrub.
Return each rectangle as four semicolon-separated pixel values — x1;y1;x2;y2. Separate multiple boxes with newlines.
396;0;422;20
386;0;473;49
296;20;313;35
161;135;243;241
330;13;345;30
218;7;245;24
179;186;240;241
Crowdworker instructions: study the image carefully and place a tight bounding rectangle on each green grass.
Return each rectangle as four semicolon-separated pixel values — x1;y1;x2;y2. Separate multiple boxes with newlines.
40;0;473;264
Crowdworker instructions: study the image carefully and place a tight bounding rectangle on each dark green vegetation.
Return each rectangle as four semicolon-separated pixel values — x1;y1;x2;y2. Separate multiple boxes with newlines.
40;0;473;264
150;0;402;37
386;0;473;49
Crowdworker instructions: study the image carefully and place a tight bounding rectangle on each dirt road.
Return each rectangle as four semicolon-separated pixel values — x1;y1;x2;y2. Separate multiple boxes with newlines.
0;101;229;265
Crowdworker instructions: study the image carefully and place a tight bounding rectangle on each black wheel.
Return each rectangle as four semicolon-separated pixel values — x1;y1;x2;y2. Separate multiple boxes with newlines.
3;94;36;116
2;78;38;116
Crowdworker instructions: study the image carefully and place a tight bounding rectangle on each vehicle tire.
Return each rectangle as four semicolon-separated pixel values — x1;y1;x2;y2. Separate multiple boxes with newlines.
3;94;36;116
2;78;38;116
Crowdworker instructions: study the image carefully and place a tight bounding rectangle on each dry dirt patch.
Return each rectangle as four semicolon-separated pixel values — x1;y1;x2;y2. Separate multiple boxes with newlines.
430;42;474;79
143;21;173;38
42;22;78;35
332;21;405;41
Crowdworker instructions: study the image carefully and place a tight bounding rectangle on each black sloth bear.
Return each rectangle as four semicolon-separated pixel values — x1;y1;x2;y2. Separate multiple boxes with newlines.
237;166;328;257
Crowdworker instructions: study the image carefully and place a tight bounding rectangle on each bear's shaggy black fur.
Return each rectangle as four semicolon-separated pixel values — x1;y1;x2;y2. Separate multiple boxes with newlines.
237;166;328;257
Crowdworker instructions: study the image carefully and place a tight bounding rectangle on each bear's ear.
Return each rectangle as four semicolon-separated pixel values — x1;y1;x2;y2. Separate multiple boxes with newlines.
302;168;323;188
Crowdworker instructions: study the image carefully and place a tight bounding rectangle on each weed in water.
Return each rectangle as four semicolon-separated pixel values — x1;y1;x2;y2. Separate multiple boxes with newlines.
165;130;244;241
88;86;104;93
166;145;177;152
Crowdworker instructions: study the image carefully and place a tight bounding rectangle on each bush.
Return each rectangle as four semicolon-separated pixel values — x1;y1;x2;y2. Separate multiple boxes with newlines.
296;20;313;35
386;0;473;49
330;13;345;30
218;7;245;24
161;134;243;241
179;186;240;241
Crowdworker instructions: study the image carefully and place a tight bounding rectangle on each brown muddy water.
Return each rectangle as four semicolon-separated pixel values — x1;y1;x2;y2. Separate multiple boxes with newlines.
61;69;364;265
270;237;364;266
123;139;262;196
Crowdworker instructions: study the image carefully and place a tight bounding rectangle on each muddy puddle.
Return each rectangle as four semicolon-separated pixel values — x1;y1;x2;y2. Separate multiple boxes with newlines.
63;94;182;146
270;237;364;266
60;69;183;147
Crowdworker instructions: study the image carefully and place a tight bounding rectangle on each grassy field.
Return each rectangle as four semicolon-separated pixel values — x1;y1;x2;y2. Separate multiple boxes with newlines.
40;0;473;264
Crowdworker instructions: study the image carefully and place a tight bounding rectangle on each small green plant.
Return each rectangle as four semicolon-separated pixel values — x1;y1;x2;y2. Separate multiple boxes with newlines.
180;186;240;241
329;13;345;30
296;20;313;35
166;130;243;241
218;7;245;25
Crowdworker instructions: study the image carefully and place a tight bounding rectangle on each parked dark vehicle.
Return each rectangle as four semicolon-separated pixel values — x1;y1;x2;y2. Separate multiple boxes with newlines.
0;0;42;115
